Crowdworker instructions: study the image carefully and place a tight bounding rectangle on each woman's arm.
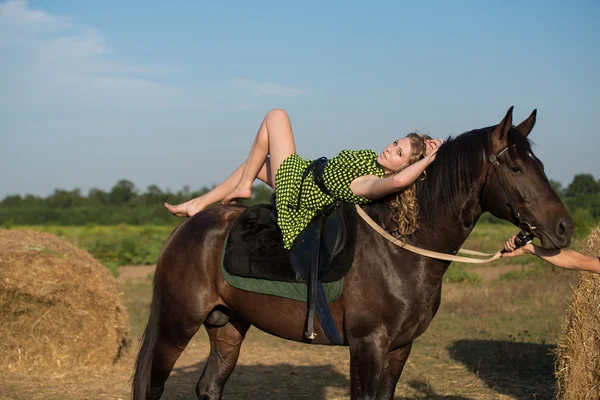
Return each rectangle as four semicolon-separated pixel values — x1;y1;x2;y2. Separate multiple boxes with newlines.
350;139;442;200
502;236;600;274
350;156;433;199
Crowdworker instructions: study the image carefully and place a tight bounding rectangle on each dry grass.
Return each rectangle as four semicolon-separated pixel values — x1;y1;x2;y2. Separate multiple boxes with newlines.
555;225;600;400
0;230;130;372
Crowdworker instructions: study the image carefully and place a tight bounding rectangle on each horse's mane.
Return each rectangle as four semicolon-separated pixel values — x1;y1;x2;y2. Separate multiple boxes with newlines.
367;125;532;229
416;129;488;226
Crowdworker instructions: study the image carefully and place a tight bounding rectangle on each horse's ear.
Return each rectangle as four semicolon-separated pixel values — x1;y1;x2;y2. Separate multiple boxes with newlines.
515;109;537;137
491;106;514;152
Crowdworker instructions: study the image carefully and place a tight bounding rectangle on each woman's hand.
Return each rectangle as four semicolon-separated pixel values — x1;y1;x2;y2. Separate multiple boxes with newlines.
424;138;444;164
502;235;533;258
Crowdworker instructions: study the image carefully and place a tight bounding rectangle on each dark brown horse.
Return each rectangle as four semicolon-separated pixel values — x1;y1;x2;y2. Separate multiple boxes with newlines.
132;108;574;400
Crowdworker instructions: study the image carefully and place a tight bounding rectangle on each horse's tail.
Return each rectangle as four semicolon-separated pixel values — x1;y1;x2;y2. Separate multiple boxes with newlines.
131;279;160;400
131;224;183;400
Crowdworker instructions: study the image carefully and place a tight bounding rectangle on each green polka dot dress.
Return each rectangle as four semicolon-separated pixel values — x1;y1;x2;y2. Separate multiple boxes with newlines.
275;149;385;249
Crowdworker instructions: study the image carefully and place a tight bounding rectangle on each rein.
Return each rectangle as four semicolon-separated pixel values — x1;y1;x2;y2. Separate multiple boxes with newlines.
355;205;502;263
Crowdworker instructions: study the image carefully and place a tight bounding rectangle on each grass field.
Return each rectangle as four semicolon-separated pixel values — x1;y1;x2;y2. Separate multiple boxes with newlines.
10;224;176;275
10;220;577;282
2;222;592;399
2;261;579;399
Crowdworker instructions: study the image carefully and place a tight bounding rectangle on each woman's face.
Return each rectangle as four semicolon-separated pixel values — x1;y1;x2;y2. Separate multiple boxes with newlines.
377;137;413;173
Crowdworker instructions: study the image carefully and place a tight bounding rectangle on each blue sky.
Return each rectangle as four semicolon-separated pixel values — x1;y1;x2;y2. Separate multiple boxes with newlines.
1;0;599;199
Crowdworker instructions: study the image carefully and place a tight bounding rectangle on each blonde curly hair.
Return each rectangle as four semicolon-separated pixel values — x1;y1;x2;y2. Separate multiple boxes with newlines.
387;132;431;240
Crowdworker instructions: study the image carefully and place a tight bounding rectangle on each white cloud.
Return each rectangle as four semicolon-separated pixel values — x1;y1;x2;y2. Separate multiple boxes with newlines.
0;0;182;112
0;0;61;28
231;78;303;97
0;1;302;115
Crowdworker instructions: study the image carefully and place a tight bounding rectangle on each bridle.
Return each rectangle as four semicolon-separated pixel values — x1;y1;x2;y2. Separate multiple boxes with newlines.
483;144;536;247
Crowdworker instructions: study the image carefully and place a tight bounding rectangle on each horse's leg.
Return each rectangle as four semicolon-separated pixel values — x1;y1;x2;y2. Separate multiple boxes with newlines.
375;342;413;400
145;309;205;400
196;318;250;400
348;334;389;400
133;273;212;400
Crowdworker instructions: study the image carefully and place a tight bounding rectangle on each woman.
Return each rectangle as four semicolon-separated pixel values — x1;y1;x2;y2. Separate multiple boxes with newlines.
166;108;442;249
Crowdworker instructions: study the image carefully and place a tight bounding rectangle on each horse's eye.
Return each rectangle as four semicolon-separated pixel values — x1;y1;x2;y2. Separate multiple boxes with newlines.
511;166;521;173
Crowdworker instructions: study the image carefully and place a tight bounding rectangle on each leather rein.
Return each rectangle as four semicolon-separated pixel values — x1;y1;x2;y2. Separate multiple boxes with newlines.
355;144;536;264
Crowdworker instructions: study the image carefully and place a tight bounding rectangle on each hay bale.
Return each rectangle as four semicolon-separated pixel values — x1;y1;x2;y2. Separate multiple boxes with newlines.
0;230;130;371
555;225;600;399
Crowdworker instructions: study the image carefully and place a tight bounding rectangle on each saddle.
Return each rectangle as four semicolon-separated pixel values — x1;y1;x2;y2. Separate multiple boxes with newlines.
223;159;356;344
222;202;356;283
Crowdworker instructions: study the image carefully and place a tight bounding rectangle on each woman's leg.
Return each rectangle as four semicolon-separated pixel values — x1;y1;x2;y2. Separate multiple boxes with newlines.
165;108;296;217
164;158;272;218
221;108;296;204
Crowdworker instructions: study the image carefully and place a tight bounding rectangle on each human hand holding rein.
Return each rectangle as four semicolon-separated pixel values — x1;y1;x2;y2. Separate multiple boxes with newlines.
502;234;600;274
502;235;534;258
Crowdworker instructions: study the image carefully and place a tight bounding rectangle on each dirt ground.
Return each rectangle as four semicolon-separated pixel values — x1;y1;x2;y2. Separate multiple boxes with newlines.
2;264;575;400
119;265;156;279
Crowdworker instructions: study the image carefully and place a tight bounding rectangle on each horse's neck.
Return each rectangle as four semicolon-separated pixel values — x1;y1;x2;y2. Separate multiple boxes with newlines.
363;170;485;262
400;194;483;288
413;191;483;254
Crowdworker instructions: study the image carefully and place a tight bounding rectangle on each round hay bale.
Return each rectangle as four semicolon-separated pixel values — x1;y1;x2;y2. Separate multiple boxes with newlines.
555;225;600;399
0;229;130;372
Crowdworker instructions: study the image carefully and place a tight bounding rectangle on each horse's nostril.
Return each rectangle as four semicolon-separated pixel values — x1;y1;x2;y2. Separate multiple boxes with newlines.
557;221;567;237
556;218;573;239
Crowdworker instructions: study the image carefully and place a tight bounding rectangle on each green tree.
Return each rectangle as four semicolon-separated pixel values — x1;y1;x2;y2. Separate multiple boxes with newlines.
46;188;86;208
144;184;168;205
252;184;274;204
88;188;109;205
109;179;137;205
21;194;44;207
177;185;191;201
549;179;565;199
549;179;563;194
566;174;599;197
2;194;23;207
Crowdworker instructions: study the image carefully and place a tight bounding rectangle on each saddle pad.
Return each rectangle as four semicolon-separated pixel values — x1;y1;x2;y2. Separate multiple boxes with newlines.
222;204;356;283
220;252;343;302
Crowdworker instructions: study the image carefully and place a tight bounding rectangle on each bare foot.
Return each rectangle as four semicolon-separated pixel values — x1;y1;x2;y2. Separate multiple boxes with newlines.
164;197;206;218
222;185;252;205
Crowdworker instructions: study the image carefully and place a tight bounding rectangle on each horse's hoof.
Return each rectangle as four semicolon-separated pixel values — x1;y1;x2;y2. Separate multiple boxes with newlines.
305;332;317;339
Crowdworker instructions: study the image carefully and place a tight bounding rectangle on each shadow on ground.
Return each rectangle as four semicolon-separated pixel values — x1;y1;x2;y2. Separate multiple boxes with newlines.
449;339;557;400
160;359;472;400
396;380;472;399
163;360;348;400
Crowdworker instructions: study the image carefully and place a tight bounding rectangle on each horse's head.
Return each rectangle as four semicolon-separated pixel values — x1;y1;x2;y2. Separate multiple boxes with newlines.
483;107;574;249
